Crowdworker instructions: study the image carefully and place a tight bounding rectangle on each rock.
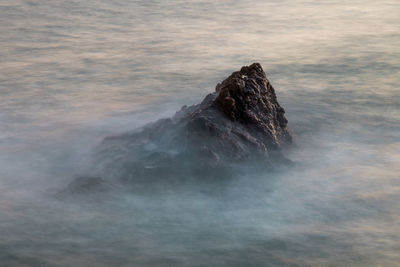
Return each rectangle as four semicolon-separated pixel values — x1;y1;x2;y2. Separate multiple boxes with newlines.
58;176;112;196
216;63;291;146
74;63;292;189
190;62;291;152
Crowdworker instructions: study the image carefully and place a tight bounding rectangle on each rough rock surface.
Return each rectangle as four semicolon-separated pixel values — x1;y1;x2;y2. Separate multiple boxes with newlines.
70;63;292;190
188;62;291;153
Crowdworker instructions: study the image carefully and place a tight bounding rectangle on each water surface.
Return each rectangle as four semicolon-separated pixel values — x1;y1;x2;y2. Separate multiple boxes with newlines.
0;0;399;266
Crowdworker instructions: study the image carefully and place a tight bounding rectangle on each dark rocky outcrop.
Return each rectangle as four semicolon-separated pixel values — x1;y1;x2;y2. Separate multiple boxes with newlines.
67;63;292;192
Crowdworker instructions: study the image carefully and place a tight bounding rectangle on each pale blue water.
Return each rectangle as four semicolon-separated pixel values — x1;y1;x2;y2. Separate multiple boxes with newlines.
0;0;399;266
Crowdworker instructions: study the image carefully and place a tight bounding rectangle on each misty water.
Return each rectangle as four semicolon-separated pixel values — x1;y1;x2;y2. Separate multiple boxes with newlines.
1;0;400;266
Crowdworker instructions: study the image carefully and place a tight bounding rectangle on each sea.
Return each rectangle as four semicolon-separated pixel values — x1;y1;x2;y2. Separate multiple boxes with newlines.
0;0;399;266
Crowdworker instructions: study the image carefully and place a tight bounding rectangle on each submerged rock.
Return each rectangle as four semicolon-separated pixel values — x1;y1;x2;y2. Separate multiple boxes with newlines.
57;176;113;197
69;63;292;192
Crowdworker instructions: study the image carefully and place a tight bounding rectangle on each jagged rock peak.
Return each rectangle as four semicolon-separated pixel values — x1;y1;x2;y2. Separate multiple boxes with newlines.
214;63;291;146
216;63;287;130
171;63;291;160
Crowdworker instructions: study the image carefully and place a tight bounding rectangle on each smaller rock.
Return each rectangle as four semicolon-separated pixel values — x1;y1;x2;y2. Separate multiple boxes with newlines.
62;176;111;195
